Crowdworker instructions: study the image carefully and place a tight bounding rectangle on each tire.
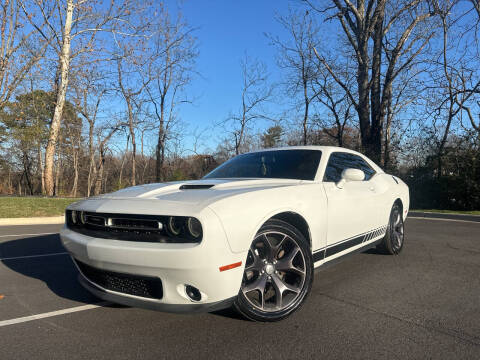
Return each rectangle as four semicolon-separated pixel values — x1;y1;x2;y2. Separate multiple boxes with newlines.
234;219;313;322
377;203;404;255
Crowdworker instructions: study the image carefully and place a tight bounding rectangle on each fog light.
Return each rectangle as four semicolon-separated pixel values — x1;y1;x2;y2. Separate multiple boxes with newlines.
185;285;201;302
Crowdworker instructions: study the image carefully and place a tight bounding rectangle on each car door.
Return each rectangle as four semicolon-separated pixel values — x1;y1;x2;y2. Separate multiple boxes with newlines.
322;152;380;256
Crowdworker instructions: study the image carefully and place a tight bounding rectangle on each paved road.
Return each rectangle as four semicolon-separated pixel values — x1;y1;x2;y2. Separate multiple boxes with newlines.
0;219;479;359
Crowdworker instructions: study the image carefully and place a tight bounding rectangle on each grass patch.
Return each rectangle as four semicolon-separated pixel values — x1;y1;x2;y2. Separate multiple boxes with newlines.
0;197;82;218
412;209;480;215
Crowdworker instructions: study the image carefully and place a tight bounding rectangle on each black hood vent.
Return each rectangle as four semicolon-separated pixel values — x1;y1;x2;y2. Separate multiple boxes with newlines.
179;184;215;190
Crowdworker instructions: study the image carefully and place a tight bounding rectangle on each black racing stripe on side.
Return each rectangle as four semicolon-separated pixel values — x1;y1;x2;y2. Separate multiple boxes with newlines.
325;234;365;257
313;249;325;262
312;225;389;263
365;230;372;242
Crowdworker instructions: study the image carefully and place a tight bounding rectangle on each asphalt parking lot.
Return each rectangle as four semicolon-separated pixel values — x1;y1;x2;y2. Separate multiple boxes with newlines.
0;218;479;359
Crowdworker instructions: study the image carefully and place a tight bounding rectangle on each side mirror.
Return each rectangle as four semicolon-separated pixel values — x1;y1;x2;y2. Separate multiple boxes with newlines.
336;168;365;188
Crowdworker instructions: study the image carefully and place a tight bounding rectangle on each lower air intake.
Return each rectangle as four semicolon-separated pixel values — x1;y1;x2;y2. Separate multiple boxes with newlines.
75;259;163;300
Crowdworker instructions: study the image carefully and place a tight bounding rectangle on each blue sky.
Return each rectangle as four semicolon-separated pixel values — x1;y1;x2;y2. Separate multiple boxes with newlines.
167;0;300;151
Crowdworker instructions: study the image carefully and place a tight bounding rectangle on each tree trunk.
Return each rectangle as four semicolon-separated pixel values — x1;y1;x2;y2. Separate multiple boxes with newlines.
130;129;136;186
302;68;310;145
22;154;34;195
37;143;45;194
103;169;108;194
370;8;385;164
118;134;129;189
303;97;309;145
357;65;372;158
71;146;79;197
155;126;165;182
87;120;96;197
236;114;246;155
126;99;136;186
155;68;168;182
54;151;61;196
384;104;393;171
94;147;105;196
44;0;74;196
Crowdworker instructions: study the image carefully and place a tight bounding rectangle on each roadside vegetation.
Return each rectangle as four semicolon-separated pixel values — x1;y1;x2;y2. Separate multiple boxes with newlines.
0;1;479;212
0;197;81;218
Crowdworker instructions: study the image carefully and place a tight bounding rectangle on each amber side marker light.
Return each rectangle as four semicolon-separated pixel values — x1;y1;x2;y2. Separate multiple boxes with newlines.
219;261;242;272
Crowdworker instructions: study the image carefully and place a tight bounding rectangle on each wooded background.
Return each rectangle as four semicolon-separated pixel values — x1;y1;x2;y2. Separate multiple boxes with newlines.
0;0;479;210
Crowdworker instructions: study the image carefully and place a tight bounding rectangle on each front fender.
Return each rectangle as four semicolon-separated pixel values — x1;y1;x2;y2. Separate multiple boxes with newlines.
208;183;327;253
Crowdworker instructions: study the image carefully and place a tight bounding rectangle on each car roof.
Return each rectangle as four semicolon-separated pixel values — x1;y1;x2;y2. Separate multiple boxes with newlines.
249;145;363;157
247;146;384;175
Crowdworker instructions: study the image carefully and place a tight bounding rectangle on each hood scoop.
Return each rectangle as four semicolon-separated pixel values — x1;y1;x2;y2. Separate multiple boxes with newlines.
179;184;215;190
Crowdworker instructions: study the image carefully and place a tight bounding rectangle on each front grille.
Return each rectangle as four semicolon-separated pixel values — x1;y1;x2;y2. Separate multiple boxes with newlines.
66;211;201;243
75;259;163;300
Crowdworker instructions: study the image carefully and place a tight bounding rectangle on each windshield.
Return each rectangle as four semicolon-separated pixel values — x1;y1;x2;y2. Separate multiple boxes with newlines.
203;150;322;180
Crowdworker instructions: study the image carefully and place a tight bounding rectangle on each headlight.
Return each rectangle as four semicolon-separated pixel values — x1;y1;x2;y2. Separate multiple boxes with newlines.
186;217;202;238
166;216;202;240
167;216;182;236
71;210;78;224
79;211;86;224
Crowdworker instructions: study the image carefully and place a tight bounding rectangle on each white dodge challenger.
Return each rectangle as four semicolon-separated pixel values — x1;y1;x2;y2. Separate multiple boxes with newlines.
61;146;409;321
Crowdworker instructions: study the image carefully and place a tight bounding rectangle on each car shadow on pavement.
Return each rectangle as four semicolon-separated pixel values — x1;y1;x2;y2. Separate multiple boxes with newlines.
1;234;99;304
2;235;384;321
361;247;390;256
211;307;245;321
1;234;246;319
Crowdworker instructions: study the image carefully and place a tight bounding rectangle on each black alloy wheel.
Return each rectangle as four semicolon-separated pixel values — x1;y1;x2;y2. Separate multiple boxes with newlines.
234;219;313;322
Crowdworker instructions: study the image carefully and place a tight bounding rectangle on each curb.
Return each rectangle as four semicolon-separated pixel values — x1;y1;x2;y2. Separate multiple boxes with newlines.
0;216;64;226
409;211;480;223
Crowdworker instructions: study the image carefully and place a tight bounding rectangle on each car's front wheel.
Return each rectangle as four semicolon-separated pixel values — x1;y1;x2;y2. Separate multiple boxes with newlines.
377;203;404;255
234;219;313;322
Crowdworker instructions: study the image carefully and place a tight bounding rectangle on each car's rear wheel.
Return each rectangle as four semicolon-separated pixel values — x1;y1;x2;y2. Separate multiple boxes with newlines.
234;219;313;322
377;203;404;255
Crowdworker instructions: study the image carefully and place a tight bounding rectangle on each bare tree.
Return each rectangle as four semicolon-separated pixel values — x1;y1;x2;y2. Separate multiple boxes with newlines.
313;62;355;147
470;0;480;18
0;0;49;110
382;69;419;169
138;121;155;184
93;125;118;195
71;65;109;196
145;7;198;182
307;0;438;164
269;10;321;145
115;54;148;187
25;0;142;195
427;0;480;176
457;0;480;134
225;55;274;155
63;111;81;196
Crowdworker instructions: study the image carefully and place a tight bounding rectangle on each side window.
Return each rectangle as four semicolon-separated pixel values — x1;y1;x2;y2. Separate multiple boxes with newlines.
323;153;350;182
354;156;376;180
323;152;376;182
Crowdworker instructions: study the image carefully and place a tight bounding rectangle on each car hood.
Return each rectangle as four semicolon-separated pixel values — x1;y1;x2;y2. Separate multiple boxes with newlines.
95;178;303;206
68;178;306;216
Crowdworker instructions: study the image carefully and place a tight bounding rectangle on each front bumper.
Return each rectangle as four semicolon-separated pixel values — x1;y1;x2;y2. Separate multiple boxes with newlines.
60;208;246;312
79;275;235;313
